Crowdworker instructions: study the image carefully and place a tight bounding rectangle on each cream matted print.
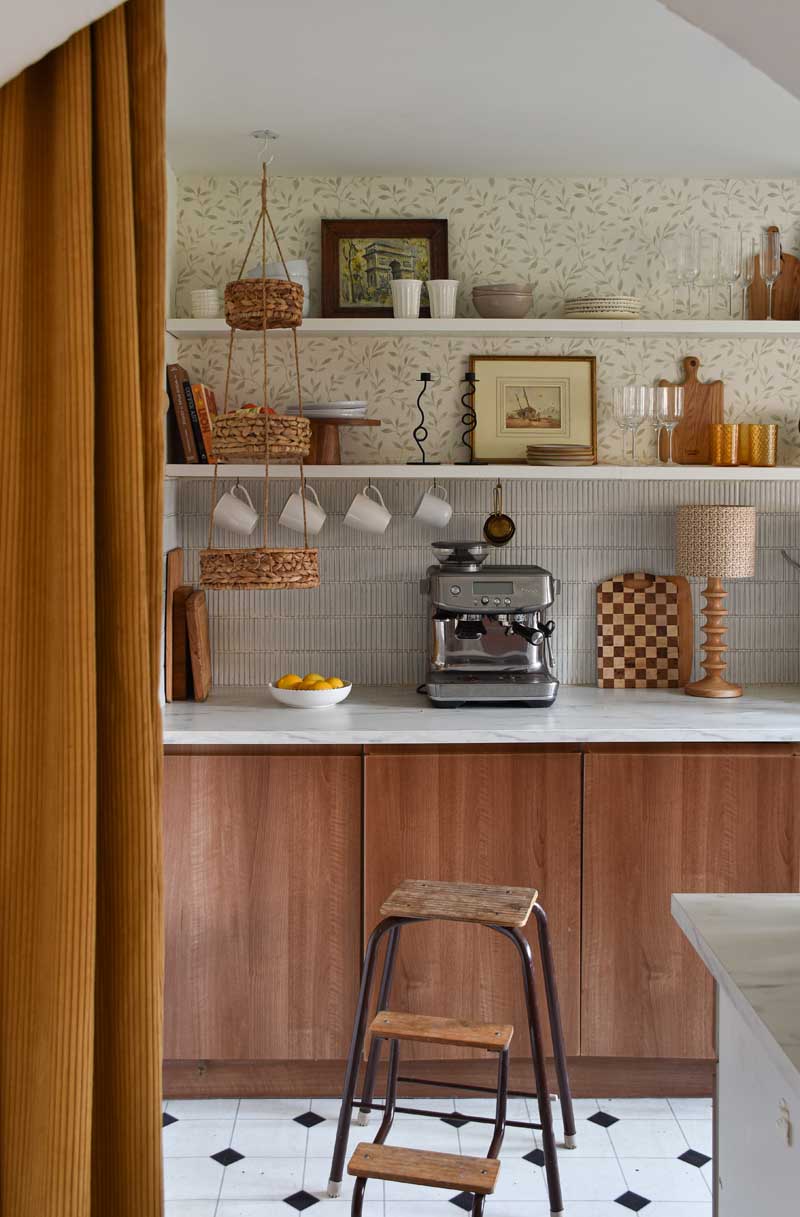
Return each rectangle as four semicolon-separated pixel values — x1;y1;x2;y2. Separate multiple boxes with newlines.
470;356;596;461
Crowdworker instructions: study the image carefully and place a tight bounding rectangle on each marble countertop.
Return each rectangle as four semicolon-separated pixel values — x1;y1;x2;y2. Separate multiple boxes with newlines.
163;684;800;745
672;894;800;1096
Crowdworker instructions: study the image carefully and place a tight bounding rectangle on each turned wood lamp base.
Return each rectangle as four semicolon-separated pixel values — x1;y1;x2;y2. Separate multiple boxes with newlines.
684;576;742;699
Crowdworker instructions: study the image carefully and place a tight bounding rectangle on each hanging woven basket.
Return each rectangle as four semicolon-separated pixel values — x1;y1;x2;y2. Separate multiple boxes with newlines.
201;159;319;592
224;278;304;330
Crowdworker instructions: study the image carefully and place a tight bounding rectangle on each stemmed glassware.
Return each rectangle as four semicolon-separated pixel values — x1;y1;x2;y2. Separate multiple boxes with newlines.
661;233;699;317
652;386;684;464
760;227;782;321
697;232;720;317
740;234;756;319
613;385;650;464
719;230;742;317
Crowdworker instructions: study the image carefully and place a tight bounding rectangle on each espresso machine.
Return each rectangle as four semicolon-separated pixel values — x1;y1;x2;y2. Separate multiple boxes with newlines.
422;541;559;708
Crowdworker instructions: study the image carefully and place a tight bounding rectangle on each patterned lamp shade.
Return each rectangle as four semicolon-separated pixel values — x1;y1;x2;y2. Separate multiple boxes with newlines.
675;505;756;578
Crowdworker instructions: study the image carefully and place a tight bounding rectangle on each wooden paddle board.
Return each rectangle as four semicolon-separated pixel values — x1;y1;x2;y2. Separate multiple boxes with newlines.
186;590;212;702
172;585;194;701
165;548;184;702
658;355;723;465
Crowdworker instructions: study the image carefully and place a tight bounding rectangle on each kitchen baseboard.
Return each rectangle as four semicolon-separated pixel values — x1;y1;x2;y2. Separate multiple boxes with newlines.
163;1056;714;1099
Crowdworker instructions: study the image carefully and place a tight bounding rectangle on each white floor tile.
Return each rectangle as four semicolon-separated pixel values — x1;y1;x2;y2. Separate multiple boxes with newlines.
305;1118;363;1158
458;1120;536;1157
310;1097;349;1119
701;1160;714;1192
163;1117;236;1157
164;1204;218;1217
385;1203;458;1217
384;1180;466;1204
645;1206;713;1216
554;1097;601;1118
609;1118;688;1158
168;1099;240;1120
619;1157;710;1202
163;1156;224;1201
668;1097;713;1119
554;1156;627;1202
454;1098;529;1122
597;1097;675;1119
218;1157;304;1201
385;1118;462;1153
548;1118;615;1157
677;1120;713;1155
488;1157;548;1202
486;1205;623;1217
396;1097;456;1115
216;1205;294;1217
304;1156;384;1201
237;1098;312;1119
231;1118;309;1157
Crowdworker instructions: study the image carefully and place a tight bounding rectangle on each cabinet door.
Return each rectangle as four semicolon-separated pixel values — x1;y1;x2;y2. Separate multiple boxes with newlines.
364;747;582;1058
582;747;800;1059
164;750;361;1061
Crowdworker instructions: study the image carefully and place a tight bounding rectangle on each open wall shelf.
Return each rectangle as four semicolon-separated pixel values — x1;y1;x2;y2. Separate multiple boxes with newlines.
165;463;800;481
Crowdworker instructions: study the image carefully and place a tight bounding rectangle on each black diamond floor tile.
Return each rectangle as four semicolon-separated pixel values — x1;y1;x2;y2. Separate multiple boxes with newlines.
162;1112;178;1128
615;1191;651;1212
295;1111;326;1128
449;1192;473;1211
211;1147;245;1166
588;1110;620;1128
284;1190;321;1211
523;1148;545;1167
442;1115;470;1128
679;1147;711;1167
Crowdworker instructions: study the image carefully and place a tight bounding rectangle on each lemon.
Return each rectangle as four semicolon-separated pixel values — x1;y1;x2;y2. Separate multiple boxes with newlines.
311;680;334;691
303;672;325;684
327;677;345;689
296;680;318;690
276;673;303;690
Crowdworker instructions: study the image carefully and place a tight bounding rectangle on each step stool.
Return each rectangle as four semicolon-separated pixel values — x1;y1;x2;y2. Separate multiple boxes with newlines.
327;879;576;1217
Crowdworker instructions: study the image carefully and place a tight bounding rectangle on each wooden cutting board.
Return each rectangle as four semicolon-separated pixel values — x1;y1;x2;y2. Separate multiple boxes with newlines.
172;585;194;701
165;548;184;702
186;590;212;702
749;227;800;320
658;355;723;464
596;572;693;689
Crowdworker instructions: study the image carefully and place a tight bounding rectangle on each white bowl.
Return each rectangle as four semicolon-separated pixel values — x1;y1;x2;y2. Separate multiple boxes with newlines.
268;681;352;709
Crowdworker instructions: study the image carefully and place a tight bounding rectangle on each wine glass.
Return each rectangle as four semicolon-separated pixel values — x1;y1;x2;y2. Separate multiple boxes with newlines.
661;233;698;317
655;385;684;464
697;232;720;318
719;230;742;317
613;385;649;464
661;238;684;316
760;227;782;321
740;234;756;319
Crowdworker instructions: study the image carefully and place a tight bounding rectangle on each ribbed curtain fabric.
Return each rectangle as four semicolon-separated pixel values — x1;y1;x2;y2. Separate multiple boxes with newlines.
0;2;165;1214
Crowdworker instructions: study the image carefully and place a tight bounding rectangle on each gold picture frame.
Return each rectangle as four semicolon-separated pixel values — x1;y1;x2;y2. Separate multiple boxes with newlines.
469;355;597;463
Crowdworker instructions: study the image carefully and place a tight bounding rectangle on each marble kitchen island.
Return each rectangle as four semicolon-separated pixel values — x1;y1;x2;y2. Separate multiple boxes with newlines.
673;894;800;1214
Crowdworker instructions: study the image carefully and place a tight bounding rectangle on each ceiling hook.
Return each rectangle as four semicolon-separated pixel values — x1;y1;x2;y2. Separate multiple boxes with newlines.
251;128;279;168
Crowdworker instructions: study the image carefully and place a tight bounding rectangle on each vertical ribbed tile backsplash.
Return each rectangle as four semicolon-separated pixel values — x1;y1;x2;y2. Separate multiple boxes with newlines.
175;477;800;687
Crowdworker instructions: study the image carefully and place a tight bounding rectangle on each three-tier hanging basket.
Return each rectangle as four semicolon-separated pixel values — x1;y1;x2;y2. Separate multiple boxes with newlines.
200;162;319;591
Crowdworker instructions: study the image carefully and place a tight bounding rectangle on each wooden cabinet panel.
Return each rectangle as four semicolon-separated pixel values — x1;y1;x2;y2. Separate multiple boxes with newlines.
364;747;582;1059
164;751;361;1061
582;748;800;1059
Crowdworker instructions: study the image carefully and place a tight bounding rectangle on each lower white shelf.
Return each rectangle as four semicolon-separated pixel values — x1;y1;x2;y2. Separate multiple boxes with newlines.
165;462;800;481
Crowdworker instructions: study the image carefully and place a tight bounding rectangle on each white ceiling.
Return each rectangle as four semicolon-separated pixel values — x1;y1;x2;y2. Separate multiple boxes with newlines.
166;0;800;177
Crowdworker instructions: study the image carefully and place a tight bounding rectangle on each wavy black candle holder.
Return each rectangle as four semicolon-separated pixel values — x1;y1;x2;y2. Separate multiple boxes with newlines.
407;372;439;465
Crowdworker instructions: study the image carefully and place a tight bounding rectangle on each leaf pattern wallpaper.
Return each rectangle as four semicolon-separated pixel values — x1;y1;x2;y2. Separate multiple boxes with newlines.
175;174;800;465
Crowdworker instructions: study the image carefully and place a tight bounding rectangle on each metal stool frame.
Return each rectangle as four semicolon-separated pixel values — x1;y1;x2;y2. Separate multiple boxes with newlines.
327;903;576;1217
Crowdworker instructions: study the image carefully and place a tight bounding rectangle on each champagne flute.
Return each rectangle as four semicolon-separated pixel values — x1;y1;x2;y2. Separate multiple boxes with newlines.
678;232;700;318
760;227;782;321
655;386;684;464
719;230;742;317
697;232;720;318
740;234;756;319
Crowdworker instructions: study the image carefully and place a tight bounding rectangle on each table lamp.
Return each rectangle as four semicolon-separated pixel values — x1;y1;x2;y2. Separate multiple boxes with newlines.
675;505;756;698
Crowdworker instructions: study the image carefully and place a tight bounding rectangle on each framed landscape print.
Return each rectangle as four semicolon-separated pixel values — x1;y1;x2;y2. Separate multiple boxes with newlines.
321;218;448;317
469;355;597;463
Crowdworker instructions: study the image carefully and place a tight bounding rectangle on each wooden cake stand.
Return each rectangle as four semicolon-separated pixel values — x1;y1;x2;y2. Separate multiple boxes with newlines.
308;417;381;464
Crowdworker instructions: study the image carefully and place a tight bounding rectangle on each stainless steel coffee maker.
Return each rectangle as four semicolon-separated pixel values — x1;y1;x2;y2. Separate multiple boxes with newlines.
423;541;559;707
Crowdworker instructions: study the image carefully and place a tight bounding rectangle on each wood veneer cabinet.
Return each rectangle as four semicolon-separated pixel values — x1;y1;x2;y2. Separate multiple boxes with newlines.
582;745;800;1060
363;746;582;1060
163;748;361;1062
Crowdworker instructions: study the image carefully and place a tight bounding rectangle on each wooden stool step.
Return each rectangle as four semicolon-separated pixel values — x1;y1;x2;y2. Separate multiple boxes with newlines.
371;1010;514;1052
380;879;538;928
348;1143;500;1194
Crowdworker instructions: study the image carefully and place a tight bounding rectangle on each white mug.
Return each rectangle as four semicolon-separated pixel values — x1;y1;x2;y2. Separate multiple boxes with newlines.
414;483;452;528
390;278;422;319
279;485;326;535
213;484;258;534
426;279;459;319
344;484;391;534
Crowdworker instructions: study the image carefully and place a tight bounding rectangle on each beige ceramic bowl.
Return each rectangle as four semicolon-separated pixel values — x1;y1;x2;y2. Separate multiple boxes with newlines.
472;285;533;319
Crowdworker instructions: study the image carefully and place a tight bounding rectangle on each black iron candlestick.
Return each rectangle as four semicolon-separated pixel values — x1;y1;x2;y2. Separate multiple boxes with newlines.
456;370;482;463
407;371;439;465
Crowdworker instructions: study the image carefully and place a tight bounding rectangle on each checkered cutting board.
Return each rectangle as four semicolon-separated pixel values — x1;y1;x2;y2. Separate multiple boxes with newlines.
596;572;692;689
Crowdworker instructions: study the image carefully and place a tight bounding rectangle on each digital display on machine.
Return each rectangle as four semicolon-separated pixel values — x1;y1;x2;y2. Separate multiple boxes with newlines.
474;581;514;595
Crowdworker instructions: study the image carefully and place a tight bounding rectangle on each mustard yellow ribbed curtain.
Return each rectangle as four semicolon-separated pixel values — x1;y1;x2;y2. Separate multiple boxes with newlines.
0;2;165;1214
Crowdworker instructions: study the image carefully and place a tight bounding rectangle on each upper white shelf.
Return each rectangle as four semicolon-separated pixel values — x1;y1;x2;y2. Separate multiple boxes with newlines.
165;463;800;481
167;317;800;340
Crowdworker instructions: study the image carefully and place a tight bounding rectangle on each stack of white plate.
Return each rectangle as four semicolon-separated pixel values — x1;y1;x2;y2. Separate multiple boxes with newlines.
564;295;641;320
284;400;368;418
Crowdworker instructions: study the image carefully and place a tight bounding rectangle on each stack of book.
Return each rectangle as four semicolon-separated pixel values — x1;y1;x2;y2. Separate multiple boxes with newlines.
166;363;217;463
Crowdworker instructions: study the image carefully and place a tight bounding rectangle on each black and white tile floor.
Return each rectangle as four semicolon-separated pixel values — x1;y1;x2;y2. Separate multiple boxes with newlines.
162;1095;713;1217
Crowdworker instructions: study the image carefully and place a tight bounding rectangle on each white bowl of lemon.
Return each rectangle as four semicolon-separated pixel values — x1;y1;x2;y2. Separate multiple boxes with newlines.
269;672;352;709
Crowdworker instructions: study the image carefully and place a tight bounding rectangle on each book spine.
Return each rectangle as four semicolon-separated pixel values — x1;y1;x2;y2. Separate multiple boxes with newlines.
182;379;208;462
166;365;198;462
191;385;217;464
